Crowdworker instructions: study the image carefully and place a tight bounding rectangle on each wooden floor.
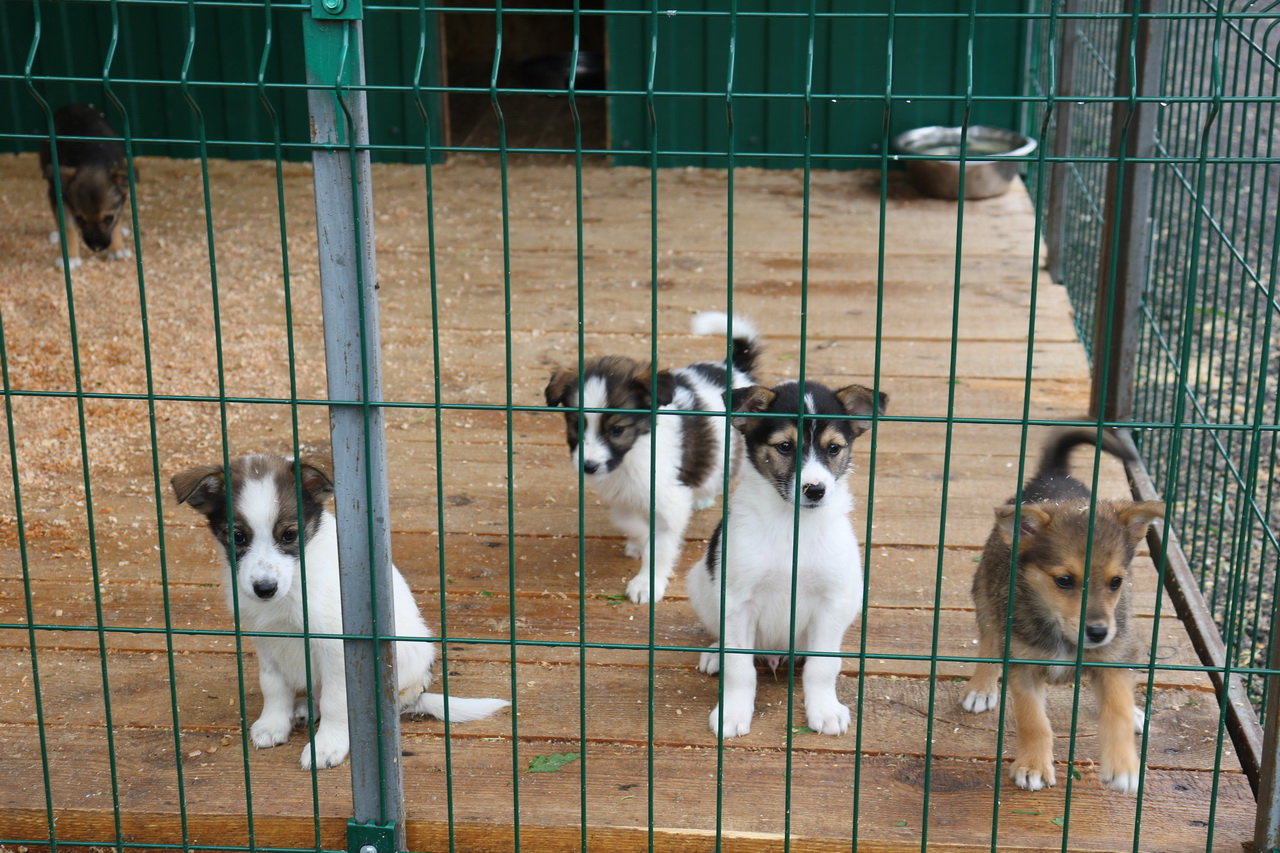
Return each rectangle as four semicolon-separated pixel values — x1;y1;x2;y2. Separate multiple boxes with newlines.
0;156;1256;852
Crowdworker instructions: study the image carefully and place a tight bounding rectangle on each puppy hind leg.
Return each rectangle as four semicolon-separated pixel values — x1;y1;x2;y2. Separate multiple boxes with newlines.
1093;667;1141;795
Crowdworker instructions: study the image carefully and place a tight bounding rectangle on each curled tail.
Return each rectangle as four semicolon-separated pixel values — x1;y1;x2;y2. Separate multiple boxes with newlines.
691;310;762;380
1035;428;1134;481
408;692;510;722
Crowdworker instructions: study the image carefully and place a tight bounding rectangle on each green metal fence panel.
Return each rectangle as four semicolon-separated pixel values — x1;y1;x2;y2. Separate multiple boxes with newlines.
606;0;1027;169
1;2;1276;853
1026;2;1280;723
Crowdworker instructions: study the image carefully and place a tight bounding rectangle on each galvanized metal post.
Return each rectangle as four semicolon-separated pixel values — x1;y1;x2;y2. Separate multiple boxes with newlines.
301;1;405;850
1091;0;1164;420
1257;632;1280;848
1044;0;1078;283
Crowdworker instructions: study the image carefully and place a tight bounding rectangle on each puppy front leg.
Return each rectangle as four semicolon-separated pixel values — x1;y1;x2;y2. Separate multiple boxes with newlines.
250;642;301;750
1009;666;1056;791
53;219;83;270
962;628;1002;713
301;638;350;770
106;221;133;261
1093;667;1141;794
709;614;757;737
800;618;851;736
610;506;649;560
625;496;692;604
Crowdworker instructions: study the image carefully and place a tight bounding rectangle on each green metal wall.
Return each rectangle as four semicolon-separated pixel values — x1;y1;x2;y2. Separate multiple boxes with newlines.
5;2;1023;171
606;0;1026;170
0;1;443;163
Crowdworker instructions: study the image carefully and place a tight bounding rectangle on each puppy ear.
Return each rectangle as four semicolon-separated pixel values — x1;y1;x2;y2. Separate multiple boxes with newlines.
297;454;335;503
56;165;77;185
632;370;677;408
994;503;1051;546
728;385;776;432
544;370;577;407
835;384;888;439
171;465;227;515
1116;500;1165;545
110;167;131;190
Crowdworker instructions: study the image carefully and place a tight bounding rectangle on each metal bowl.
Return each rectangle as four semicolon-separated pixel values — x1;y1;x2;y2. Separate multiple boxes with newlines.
891;125;1037;200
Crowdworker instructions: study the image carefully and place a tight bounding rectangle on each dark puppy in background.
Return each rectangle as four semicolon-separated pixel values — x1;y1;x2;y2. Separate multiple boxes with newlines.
962;429;1164;795
40;103;134;270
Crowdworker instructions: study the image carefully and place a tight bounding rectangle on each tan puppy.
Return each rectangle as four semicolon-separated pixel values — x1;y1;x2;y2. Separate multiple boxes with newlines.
962;430;1164;795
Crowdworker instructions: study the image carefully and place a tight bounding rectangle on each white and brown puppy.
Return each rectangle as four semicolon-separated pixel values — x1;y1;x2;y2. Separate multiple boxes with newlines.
687;379;886;737
171;454;508;770
963;430;1164;794
544;312;762;603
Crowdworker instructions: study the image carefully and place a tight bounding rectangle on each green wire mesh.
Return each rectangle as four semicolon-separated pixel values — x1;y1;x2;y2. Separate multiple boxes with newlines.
1;3;1276;853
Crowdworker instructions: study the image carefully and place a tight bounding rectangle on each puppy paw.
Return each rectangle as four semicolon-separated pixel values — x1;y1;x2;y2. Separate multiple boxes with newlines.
54;255;82;271
961;689;999;713
1132;706;1146;733
1012;759;1056;792
48;230;62;245
698;650;721;675
292;698;314;727
626;573;667;604
709;704;752;738
806;700;850;736
250;715;293;749
1099;764;1141;795
107;248;133;261
300;730;349;770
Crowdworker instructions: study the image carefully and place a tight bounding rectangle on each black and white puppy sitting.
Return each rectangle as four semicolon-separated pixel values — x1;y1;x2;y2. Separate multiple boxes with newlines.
544;312;762;604
171;454;509;770
687;380;887;737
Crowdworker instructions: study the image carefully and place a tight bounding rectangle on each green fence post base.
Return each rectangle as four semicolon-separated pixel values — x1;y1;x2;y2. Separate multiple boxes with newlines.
348;818;397;853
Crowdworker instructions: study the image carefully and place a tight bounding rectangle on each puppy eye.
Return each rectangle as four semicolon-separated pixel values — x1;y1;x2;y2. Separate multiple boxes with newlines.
102;215;115;226
827;443;843;456
774;441;794;455
1109;576;1123;591
232;529;248;547
1054;575;1074;590
609;424;626;438
280;529;298;545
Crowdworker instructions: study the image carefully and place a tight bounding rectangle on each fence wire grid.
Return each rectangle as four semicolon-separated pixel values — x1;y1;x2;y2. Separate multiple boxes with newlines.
1;2;1278;853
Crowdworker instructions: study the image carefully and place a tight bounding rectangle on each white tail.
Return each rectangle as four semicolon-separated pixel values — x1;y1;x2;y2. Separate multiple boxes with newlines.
691;310;758;342
407;692;510;723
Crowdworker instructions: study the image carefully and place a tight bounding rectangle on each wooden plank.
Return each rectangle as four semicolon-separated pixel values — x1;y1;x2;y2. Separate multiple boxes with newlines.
0;581;1211;691
0;649;1240;774
0;726;1252;852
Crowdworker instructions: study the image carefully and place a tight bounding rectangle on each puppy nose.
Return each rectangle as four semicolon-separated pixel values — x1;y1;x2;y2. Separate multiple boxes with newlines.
1085;623;1109;644
582;460;600;475
253;579;278;600
802;483;826;502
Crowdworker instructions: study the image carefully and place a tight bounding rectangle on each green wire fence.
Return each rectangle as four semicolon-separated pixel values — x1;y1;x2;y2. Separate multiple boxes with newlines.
1;2;1277;852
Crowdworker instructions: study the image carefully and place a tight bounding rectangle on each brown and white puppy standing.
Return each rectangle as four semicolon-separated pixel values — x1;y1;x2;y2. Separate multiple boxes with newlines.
172;453;508;770
544;312;762;603
962;429;1164;794
39;103;134;270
